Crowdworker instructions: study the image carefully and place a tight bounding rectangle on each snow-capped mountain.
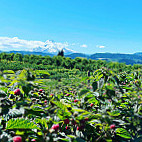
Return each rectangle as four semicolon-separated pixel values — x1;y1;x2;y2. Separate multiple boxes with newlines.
32;40;76;55
0;37;77;55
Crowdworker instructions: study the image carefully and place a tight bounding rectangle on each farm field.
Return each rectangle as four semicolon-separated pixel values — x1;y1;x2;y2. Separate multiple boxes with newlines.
0;54;142;142
1;0;142;141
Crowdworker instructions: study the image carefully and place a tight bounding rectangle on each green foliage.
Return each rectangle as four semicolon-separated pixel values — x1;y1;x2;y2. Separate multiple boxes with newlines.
116;128;131;139
1;52;142;72
6;118;40;130
0;59;142;141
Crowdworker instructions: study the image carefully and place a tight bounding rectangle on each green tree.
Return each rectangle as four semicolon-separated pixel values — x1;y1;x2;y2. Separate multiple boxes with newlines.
13;53;23;61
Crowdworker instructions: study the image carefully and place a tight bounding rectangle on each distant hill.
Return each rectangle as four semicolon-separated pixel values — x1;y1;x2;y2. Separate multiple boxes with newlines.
90;53;141;60
90;53;142;65
66;53;89;59
134;52;142;56
66;52;142;65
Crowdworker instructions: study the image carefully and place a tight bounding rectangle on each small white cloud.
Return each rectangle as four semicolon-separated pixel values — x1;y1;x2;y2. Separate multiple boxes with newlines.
96;45;105;48
80;44;88;48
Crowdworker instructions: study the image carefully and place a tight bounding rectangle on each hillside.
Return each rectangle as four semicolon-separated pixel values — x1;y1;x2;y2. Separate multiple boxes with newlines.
66;52;142;65
89;53;142;65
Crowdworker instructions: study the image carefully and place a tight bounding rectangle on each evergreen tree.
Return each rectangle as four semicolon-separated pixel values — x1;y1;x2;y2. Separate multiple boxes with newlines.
57;49;64;57
57;51;61;56
60;49;64;56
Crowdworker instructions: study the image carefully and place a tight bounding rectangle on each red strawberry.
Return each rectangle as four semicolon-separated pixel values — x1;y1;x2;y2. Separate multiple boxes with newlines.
52;124;59;131
110;124;116;129
64;119;70;124
14;89;21;95
13;136;22;142
90;103;94;107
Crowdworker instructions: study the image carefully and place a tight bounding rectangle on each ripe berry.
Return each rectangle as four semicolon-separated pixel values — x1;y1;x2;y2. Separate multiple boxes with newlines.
77;125;84;131
110;124;116;129
39;89;43;92
85;117;89;121
64;119;70;124
44;100;47;103
90;103;94;107
74;99;78;103
13;136;22;142
14;89;20;95
52;124;59;131
66;126;70;130
50;93;54;97
66;94;70;97
31;139;36;142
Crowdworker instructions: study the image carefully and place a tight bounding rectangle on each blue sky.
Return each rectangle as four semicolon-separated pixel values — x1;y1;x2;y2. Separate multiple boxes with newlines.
0;0;142;54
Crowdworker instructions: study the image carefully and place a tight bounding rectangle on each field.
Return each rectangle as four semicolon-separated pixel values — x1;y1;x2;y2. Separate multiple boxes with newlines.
0;53;142;142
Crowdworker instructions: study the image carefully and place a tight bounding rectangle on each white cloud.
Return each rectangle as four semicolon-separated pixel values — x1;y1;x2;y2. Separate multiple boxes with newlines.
0;37;75;52
96;45;105;48
0;37;45;51
80;44;88;48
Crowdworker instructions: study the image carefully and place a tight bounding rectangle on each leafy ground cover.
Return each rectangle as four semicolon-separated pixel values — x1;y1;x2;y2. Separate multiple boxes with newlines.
0;68;142;142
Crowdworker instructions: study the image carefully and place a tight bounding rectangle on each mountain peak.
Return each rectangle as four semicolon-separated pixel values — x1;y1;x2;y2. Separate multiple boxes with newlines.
32;40;76;55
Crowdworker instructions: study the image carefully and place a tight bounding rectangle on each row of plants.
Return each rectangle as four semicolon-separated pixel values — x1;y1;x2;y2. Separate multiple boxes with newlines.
0;67;142;141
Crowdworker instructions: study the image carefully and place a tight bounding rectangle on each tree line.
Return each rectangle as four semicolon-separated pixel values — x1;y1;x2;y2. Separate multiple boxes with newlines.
0;52;142;72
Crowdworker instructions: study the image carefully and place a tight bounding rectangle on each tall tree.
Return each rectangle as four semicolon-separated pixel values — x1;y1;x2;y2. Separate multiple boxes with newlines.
57;49;64;57
60;49;64;57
